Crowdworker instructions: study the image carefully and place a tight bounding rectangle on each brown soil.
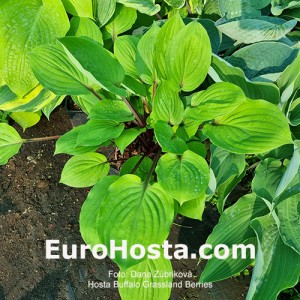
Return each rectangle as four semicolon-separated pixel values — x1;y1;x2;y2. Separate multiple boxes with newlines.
0;107;250;300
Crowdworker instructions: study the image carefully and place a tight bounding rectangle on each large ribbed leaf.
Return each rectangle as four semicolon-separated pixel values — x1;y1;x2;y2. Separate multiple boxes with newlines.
151;81;184;126
209;55;280;104
217;17;296;45
165;21;212;92
203;100;293;154
62;0;93;18
271;0;300;15
97;174;174;269
156;150;210;204
0;0;69;96
277;194;300;255
0;123;24;165
248;215;300;300
115;128;146;154
117;0;160;15
10;111;41;130
118;256;172;300
80;176;119;247
97;0;116;27
60;152;109;187
164;0;185;9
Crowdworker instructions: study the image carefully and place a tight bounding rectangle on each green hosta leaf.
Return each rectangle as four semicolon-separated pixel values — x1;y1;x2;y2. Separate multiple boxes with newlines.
62;0;93;18
96;0;116;27
59;37;126;96
97;174;174;269
210;145;246;212
151;81;184;126
0;84;63;113
0;0;69;96
204;194;269;255
165;21;212;92
289;97;300;126
252;159;286;202
117;0;160;15
89;99;134;122
30;44;92;95
179;193;206;221
122;76;148;96
154;13;185;80
114;36;139;78
42;96;65;120
217;17;296;45
184;82;246;136
68;17;103;44
0;123;24;165
104;4;137;40
10;111;41;131
203;100;293;154
76;120;124;146
156;150;210;204
154;121;188;154
0;85;17;105
227;42;298;82
200;237;256;283
115;128;146;154
164;0;185;9
271;0;300;15
55;125;99;155
136;23;160;85
277;194;300;255
80;176;119;247
60;152;109;187
248;214;300;300
118;256;173;299
209;55;280;104
71;93;100;114
120;156;153;181
186;141;206;158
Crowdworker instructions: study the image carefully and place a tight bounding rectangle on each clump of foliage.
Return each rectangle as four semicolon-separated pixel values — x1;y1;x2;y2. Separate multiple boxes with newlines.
0;0;300;299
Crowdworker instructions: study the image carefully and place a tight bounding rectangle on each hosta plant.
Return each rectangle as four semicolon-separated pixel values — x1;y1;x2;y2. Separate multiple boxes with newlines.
0;0;300;299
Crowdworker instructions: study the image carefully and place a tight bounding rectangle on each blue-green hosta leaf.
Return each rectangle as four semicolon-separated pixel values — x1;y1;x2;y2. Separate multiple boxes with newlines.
154;121;188;154
120;156;153;181
227;42;298;82
0;84;64;113
118;257;172;299
218;0;271;19
97;174;174;269
114;36;139;78
62;0;93;18
136;23;160;85
104;4;137;40
203;100;293;154
80;176;119;247
30;44;93;95
10;111;41;131
248;214;300;300
151;80;184;125
204;194;269;255
209;55;280;104
68;17;103;44
165;21;212;92
89;99;134;122
210;145;246;212
184;82;247;137
59;36;127;96
117;0;160;15
200;237;256;283
277;194;300;255
154;13;185;80
289;97;300;126
271;0;300;15
179;193;206;221
0;123;24;165
217;17;296;45
76;120;124;147
0;0;69;96
96;0;116;27
55;125;99;155
115;128;146;154
60;152;110;187
164;0;185;9
156;150;210;204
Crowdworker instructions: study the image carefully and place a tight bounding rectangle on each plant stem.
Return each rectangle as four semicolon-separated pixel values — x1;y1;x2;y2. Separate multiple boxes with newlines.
130;155;146;174
144;148;162;187
186;1;193;15
122;97;145;127
24;136;60;143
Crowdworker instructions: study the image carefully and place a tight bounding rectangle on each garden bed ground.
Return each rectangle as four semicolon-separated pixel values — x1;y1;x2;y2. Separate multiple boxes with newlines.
0;107;250;300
